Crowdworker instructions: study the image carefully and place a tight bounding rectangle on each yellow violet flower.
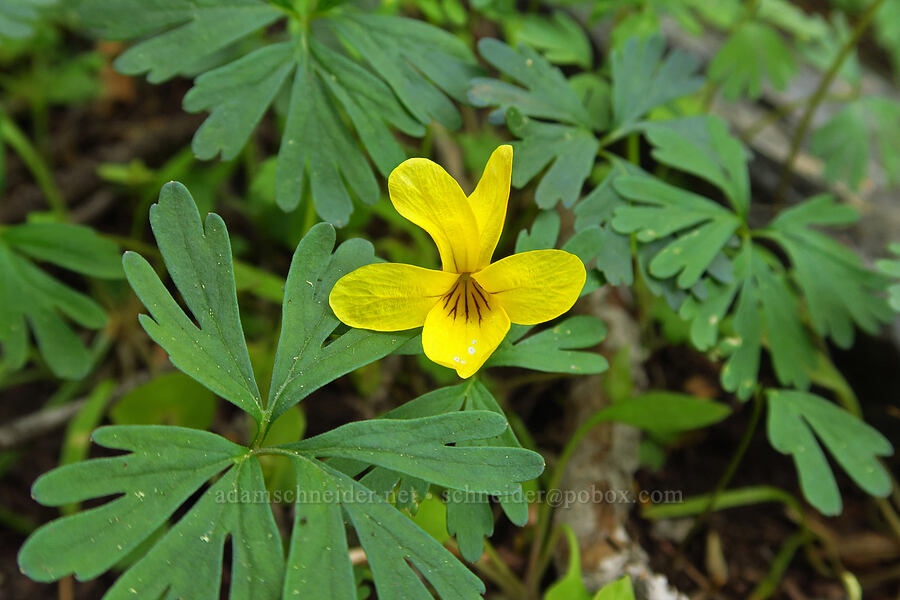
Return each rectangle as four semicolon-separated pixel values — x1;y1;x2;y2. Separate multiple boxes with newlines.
328;145;586;378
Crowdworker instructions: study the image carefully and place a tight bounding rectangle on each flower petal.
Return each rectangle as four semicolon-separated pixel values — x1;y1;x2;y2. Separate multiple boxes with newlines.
473;250;585;325
422;276;510;378
329;263;458;331
388;158;480;273
467;145;512;270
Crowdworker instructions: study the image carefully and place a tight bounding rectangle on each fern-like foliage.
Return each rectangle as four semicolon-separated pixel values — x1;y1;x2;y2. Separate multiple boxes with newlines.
18;183;545;599
469;35;702;209
76;0;481;225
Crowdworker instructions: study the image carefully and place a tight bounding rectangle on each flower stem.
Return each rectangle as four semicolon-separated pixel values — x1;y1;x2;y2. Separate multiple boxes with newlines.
774;0;885;205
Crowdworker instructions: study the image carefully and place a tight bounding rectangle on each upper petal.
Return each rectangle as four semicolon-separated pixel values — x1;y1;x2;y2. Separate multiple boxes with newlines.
388;158;481;273
329;263;458;331
467;145;512;270
473;250;586;325
422;276;510;378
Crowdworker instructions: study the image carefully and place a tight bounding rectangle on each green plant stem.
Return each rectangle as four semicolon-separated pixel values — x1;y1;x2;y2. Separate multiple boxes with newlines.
740;92;858;143
774;0;886;204
533;522;564;590
748;529;810;600
0;113;66;217
642;485;803;520
480;541;527;598
675;390;763;556
524;407;622;594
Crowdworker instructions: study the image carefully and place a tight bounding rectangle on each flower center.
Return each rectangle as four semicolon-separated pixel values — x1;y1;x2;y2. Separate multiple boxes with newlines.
440;274;492;324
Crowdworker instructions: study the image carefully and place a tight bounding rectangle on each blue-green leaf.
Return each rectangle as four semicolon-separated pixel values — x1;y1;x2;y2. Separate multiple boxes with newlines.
123;182;263;421
610;35;703;131
613;175;741;288
764;195;893;348
708;22;796;100
767;390;893;515
266;223;414;422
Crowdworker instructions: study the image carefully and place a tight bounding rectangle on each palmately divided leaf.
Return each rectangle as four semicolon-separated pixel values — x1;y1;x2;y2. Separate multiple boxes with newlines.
610;34;703;132
266;222;414;423
810;96;900;190
0;222;121;380
708;22;797;100
574;160;648;286
274;48;378;225
767;389;893;515
77;1;480;222
329;465;487;600
763;195;893;347
468;38;615;208
487;315;608;374
506;108;599;208
286;411;543;495
123;182;264;421
510;11;593;68
719;244;817;400
640;115;750;216
18;426;246;583
469;38;595;128
328;381;534;563
612;175;741;288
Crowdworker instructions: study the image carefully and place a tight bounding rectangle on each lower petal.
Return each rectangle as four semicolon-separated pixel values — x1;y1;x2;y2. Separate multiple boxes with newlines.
422;276;510;378
473;250;585;325
329;263;458;331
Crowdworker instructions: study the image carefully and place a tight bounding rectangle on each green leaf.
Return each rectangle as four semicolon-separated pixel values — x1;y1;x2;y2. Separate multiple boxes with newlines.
597;391;731;434
510;11;593;68
574;160;647;286
757;0;829;41
21;413;540;598
767;389;893;515
876;242;900;311
719;245;817;400
18;426;249;583
0;0;54;40
612;175;741;288
810;96;900;190
2;222;123;278
516;209;561;252
327;464;487;600
330;381;533;562
287;411;543;495
610;34;703;132
544;524;590;600
470;38;595;127
708;22;797;100
487;315;608;374
0;232;111;380
78;1;478;222
272;46;375;225
593;576;635;600
266;222;414;422
764;195;893;347
110;371;217;429
449;381;530;561
640;115;750;216
506;108;600;208
123;182;263;421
